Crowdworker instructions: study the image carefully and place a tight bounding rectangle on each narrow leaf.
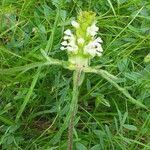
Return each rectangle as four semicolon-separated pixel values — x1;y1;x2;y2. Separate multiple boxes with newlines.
15;67;41;121
123;124;137;131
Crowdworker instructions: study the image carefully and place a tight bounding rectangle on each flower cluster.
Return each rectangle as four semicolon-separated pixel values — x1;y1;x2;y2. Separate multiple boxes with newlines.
60;11;103;66
60;29;78;53
84;37;103;57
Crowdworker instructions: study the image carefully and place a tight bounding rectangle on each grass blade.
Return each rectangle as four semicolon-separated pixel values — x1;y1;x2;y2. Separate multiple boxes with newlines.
107;0;116;16
15;67;41;121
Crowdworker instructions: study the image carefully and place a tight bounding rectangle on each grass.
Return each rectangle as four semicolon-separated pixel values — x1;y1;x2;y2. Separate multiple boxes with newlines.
0;0;150;150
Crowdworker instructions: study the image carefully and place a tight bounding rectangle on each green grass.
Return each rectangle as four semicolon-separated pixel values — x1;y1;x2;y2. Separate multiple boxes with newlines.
0;0;150;150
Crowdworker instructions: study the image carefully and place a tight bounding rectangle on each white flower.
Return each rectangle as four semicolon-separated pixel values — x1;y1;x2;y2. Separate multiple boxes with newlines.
60;47;66;50
64;36;71;40
64;29;72;36
77;38;85;45
71;20;80;28
60;29;78;53
87;23;99;37
95;37;103;43
84;37;103;57
67;45;78;52
61;41;68;46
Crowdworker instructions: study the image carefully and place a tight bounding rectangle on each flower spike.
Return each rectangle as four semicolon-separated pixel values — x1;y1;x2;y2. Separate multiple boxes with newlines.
61;11;103;67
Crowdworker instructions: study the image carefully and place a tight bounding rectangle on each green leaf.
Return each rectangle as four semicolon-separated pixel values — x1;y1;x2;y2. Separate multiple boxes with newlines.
51;0;60;7
106;0;116;16
124;72;142;82
0;115;15;125
15;67;41;121
96;95;110;107
76;143;87;150
123;124;137;131
90;144;101;150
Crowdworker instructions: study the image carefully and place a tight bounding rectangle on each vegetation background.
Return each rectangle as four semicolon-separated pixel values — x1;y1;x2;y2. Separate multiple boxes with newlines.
0;0;150;149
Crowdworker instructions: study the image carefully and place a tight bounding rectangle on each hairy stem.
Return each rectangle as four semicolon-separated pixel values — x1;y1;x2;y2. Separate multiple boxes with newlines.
68;68;82;150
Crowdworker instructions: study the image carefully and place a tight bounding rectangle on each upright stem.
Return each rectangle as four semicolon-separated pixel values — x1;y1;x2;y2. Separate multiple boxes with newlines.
68;68;82;150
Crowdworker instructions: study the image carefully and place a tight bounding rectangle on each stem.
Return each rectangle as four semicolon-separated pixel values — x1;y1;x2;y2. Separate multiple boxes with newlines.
68;68;82;150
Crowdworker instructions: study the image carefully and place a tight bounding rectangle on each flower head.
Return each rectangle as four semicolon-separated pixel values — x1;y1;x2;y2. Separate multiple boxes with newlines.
60;11;103;66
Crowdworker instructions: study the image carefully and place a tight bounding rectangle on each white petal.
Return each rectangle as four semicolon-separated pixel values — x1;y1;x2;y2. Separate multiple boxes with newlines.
87;23;99;37
96;52;102;56
63;36;70;40
60;46;66;50
68;40;76;46
67;45;78;52
93;42;101;48
97;44;103;52
87;28;97;36
92;23;99;31
61;41;68;46
88;49;96;57
67;46;76;52
96;37;103;43
64;29;72;36
84;45;95;57
71;20;80;28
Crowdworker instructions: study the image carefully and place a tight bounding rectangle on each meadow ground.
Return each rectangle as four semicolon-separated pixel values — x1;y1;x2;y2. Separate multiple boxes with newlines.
0;0;150;150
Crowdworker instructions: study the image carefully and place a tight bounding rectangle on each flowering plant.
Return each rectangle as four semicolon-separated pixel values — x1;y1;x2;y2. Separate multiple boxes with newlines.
2;10;147;150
